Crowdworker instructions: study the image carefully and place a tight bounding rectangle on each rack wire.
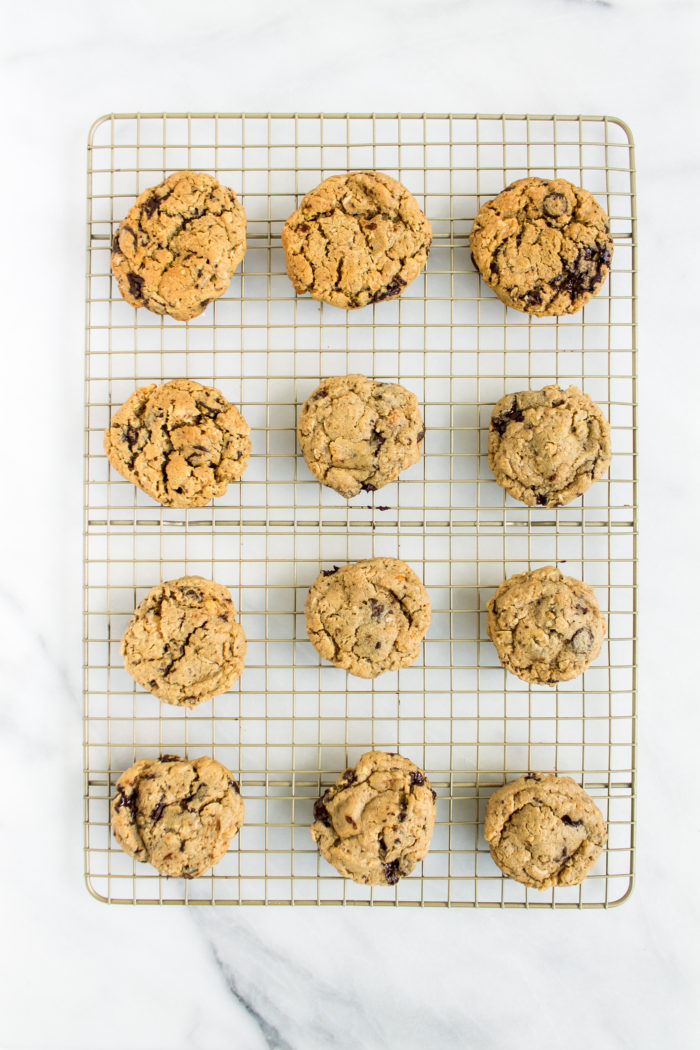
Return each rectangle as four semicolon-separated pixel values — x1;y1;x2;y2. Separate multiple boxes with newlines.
84;113;637;906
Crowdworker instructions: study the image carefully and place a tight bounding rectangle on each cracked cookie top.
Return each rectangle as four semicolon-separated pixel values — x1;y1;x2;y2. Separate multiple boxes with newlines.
484;772;607;890
487;565;605;685
305;557;431;678
298;374;424;498
281;171;432;309
104;379;251;508
469;177;613;316
111;170;246;321
488;384;611;507
121;576;246;707
310;751;436;886
111;754;245;878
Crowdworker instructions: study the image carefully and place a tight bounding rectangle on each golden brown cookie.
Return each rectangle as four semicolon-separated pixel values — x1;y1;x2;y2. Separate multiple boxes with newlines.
311;751;436;885
305;558;431;678
488;384;611;507
121;576;246;707
484;772;607;890
298;374;424;498
104;379;251;508
470;177;613;316
486;565;605;685
282;171;431;309
111;754;244;878
111;170;246;320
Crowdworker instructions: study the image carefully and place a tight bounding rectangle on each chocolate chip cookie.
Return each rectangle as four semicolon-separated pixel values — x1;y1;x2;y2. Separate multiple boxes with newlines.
486;565;605;685
104;379;251;508
484;772;607;890
488;384;611;507
282;171;431;309
298;374;424;498
305;558;431;678
111;754;245;878
470;177;613;316
111;170;246;321
121;576;246;707
311;751;436;886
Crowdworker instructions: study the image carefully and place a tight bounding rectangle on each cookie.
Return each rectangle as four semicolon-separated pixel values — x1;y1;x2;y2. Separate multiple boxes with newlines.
486;565;605;685
470;177;613;316
305;558;431;678
484;772;607;890
121;576;246;707
488;384;611;507
298;374;424;498
310;751;436;886
111;170;246;321
104;379;250;509
111;754;244;878
281;171;431;309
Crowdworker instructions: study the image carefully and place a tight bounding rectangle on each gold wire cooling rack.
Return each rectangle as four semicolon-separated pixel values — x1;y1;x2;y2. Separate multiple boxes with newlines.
84;113;637;907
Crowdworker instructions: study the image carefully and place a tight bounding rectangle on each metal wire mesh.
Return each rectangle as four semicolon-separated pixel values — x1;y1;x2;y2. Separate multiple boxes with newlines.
84;113;637;906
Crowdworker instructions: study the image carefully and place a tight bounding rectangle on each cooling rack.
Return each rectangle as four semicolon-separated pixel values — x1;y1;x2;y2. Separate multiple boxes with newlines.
84;113;637;906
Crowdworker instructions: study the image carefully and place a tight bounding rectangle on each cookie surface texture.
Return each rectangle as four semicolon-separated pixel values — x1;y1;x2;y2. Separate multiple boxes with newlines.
470;177;613;316
484;772;607;890
310;750;436;885
111;170;246;320
111;754;245;878
281;171;431;309
104;379;251;508
298;374;424;498
488;384;611;507
121;576;246;706
305;558;431;678
486;565;605;684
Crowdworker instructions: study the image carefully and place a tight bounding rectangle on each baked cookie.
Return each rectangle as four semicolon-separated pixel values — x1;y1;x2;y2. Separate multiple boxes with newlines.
305;558;431;678
121;576;246;707
111;754;244;878
311;751;436;885
484;772;607;890
281;171;431;309
104;379;251;508
470;177;613;316
486;565;605;685
111;170;246;321
488;384;611;507
298;374;424;498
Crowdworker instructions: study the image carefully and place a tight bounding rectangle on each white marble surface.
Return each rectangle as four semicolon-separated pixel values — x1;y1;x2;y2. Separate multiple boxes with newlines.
2;1;700;1047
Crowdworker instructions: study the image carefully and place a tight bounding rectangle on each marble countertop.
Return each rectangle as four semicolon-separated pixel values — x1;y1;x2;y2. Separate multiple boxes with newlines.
2;1;699;1047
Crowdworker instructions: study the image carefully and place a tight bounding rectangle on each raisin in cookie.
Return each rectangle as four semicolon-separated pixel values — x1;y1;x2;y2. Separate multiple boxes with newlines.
484;772;607;890
305;558;431;678
282;171;431;309
104;379;251;508
311;751;436;886
488;384;611;507
111;754;244;878
121;576;246;707
470;177;613;316
298;374;424;498
486;565;605;685
111;170;246;321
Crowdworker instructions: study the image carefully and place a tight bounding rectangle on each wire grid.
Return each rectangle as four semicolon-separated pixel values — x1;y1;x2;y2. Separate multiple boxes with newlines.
84;113;637;907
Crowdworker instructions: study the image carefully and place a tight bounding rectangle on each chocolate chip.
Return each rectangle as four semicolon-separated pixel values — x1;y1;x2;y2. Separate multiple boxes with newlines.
111;231;120;253
182;588;203;602
361;483;377;493
369;599;385;622
150;801;165;821
416;428;426;443
431;789;437;802
126;271;145;300
227;778;240;794
375;642;381;649
121;424;140;451
536;493;548;506
520;286;543;307
311;389;327;402
370;428;385;452
321;565;340;577
398;807;407;823
199;299;211;309
191;444;209;452
524;773;539;781
344;815;356;826
366;222;377;230
369;275;406;304
575;604;589;615
298;222;310;232
383;860;401;885
491;397;525;435
313;798;332;827
377;505;389;511
571;627;593;654
341;769;356;785
409;770;425;786
115;786;139;822
142;194;160;220
551;243;611;299
561;815;584;828
543;191;569;219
